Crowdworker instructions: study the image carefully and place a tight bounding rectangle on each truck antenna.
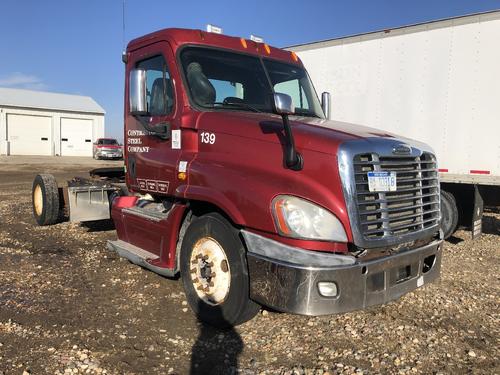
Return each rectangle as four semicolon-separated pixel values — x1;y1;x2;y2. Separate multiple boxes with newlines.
122;0;126;50
121;0;127;63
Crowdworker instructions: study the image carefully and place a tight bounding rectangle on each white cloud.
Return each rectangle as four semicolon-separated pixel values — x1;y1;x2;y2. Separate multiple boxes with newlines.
0;72;48;90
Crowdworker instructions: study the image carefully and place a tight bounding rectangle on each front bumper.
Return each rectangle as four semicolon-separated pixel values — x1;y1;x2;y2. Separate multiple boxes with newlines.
242;230;442;316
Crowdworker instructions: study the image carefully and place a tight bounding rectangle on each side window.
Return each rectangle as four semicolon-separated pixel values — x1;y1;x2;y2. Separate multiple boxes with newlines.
274;79;309;111
136;55;174;116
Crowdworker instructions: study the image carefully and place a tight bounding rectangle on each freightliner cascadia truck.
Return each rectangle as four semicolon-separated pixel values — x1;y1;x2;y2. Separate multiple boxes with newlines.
31;27;442;327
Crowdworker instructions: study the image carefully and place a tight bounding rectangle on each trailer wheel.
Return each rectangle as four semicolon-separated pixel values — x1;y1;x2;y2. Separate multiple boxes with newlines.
180;213;260;328
440;190;458;239
32;174;61;226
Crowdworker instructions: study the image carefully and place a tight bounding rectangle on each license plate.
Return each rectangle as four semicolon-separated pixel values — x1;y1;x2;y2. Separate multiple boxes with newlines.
367;171;397;192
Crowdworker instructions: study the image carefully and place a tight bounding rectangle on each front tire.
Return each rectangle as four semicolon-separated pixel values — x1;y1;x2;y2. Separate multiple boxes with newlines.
180;213;260;328
32;174;61;226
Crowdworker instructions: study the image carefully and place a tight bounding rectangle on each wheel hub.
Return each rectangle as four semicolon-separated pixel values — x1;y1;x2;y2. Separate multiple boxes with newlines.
33;185;43;216
190;237;230;305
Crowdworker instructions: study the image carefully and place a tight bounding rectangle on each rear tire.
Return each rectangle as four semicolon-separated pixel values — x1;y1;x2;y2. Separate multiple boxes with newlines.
440;190;458;239
32;174;61;226
180;213;260;328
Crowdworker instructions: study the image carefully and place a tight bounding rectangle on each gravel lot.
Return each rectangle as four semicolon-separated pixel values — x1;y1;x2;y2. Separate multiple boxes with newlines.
0;156;499;375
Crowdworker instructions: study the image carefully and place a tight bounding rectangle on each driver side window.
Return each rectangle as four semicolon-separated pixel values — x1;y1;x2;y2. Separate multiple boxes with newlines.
136;55;174;116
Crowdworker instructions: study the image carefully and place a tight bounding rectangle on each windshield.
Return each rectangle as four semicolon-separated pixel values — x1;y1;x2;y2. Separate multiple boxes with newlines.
180;47;325;118
100;139;118;145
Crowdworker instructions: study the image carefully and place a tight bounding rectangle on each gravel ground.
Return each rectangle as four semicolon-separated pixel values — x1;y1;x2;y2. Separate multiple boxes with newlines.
0;158;499;375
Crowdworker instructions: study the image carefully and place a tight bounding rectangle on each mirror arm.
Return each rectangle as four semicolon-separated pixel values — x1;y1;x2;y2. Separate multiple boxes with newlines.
155;122;172;140
281;114;303;171
134;115;171;140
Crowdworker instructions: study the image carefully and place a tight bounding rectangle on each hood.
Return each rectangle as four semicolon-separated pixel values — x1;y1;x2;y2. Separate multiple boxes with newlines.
194;111;403;155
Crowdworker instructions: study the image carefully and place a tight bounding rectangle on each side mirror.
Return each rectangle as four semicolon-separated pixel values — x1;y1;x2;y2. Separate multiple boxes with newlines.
321;92;331;120
129;69;148;115
273;93;294;115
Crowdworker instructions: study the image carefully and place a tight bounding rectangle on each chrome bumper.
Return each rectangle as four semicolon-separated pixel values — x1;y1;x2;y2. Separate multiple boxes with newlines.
242;231;442;316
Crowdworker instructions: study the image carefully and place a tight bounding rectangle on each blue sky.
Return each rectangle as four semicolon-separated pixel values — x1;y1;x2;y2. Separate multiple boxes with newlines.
0;0;499;140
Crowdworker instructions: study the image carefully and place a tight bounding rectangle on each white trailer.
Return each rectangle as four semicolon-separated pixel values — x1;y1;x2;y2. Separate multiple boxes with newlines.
289;10;500;238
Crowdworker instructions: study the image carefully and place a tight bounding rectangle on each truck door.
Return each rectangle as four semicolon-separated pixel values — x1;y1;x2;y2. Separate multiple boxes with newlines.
126;41;181;197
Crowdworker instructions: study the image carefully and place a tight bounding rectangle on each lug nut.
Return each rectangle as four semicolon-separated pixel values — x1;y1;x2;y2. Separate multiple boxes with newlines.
221;260;229;272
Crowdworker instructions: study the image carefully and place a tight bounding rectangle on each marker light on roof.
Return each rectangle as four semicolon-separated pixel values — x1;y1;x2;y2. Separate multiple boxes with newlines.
291;51;299;62
263;44;271;54
250;34;264;43
206;24;223;34
240;38;248;48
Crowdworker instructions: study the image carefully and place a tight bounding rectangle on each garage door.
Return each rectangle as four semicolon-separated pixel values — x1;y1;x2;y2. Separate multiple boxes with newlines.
7;114;52;155
60;118;93;156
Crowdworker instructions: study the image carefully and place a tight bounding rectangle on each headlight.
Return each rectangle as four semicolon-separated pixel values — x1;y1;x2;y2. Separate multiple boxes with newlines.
271;195;347;242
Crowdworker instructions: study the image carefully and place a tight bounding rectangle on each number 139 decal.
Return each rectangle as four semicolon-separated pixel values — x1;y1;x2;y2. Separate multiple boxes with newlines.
200;132;216;145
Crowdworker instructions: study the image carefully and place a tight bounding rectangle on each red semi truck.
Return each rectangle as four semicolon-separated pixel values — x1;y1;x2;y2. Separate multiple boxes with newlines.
31;27;443;327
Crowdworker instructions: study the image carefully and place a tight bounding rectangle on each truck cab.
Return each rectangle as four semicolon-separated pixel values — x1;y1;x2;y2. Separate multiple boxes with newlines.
33;28;443;327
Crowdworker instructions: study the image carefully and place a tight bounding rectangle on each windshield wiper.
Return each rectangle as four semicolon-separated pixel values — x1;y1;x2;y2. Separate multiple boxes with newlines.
293;110;321;118
213;102;262;113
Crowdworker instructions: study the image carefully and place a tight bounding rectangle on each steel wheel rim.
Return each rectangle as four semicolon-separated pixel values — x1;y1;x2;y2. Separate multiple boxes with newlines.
33;185;43;216
190;237;231;306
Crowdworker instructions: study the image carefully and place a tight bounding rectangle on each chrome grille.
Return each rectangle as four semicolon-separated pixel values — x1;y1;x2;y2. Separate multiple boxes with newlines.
353;153;440;240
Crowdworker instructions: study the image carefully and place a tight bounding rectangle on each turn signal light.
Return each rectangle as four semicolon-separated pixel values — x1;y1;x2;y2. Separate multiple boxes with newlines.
273;197;291;235
178;172;187;181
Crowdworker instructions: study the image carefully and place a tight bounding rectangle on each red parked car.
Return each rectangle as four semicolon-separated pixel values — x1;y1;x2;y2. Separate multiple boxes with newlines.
93;138;123;160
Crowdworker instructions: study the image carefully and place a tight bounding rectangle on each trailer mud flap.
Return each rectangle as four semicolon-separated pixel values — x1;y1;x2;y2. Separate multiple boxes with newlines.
472;185;483;239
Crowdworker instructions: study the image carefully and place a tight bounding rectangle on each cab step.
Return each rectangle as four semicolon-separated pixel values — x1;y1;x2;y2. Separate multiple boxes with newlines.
107;239;175;277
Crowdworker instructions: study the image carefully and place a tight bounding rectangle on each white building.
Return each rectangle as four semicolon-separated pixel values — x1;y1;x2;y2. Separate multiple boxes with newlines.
0;87;105;156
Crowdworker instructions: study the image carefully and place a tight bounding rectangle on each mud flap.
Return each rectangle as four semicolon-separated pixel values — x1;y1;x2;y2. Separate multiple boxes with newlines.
472;185;483;239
